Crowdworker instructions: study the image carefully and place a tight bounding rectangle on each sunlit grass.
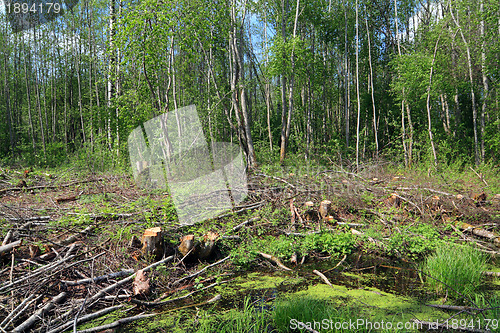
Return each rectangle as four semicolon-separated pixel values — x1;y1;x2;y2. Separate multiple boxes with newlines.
423;242;487;298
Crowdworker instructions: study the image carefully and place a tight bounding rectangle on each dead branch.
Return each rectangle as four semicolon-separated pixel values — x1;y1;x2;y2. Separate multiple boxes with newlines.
46;305;125;333
254;173;296;188
313;270;333;287
470;166;488;187
86;255;174;306
216;202;265;219
0;254;76;293
258;252;292;271
0;294;42;329
172;255;231;286
232;217;261;232
425;304;482;312
61;269;135;286
58;225;95;246
0;239;22;256
454;220;500;246
132;280;226;307
12;292;67;332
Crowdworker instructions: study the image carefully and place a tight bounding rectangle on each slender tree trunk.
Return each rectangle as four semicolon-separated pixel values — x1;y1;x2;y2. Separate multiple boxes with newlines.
33;27;46;158
394;0;409;166
107;0;116;150
426;35;441;166
355;0;361;170
365;17;378;157
480;0;488;162
450;4;479;164
264;11;273;151
279;0;289;163
23;42;36;150
2;42;14;151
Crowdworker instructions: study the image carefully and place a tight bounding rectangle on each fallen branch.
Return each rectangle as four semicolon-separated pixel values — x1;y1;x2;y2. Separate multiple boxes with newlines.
132;280;226;307
0;239;22;256
217;202;265;219
172;255;231;286
258;252;292;271
425;304;482;312
86;255;174;306
61;269;135;286
454;221;500;246
254;173;296;188
0;294;41;329
232;217;261;232
46;305;125;333
12;292;67;332
313;270;333;287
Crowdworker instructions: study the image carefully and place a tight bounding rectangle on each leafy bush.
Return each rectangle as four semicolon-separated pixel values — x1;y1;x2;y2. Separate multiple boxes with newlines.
385;223;440;259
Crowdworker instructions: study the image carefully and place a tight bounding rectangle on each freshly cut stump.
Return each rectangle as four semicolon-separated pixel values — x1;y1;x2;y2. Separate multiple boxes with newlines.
141;227;163;259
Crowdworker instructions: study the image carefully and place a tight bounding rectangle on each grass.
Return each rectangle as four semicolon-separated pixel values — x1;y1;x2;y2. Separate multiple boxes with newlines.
196;297;272;333
422;242;488;299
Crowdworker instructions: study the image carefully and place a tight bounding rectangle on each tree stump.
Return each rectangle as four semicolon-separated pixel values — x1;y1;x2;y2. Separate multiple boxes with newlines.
141;227;163;259
319;200;332;219
178;234;195;257
303;201;318;222
197;232;219;260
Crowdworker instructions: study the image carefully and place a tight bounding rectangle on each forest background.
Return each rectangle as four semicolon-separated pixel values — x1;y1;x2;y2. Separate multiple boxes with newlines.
0;0;499;172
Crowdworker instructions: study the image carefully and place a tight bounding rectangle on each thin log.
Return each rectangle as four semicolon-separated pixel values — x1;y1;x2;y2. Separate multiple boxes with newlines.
254;173;296;188
75;313;155;333
58;225;95;245
172;255;231;286
216;202;265;219
46;305;125;333
86;255;174;305
425;304;482;312
61;269;135;286
12;292;67;332
2;230;12;245
0;239;22;255
131;281;226;307
0;294;41;329
483;271;500;277
454;221;500;246
313;270;333;287
232;217;261;232
258;252;292;271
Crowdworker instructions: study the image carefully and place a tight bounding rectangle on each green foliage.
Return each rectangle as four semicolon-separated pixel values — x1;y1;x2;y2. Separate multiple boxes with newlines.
231;231;356;268
423;242;488;298
384;223;440;259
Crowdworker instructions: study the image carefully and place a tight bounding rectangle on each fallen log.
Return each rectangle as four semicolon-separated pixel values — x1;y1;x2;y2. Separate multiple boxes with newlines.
454;221;500;246
61;269;135;286
258;252;292;271
12;292;67;332
0;239;22;256
0;294;41;329
45;305;125;333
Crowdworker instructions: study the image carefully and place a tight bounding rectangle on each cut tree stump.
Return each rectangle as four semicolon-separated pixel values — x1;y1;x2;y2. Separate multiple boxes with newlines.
319;200;332;219
141;227;163;259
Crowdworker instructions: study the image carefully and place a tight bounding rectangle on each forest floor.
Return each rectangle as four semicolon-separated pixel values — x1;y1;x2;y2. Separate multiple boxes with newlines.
1;162;500;332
